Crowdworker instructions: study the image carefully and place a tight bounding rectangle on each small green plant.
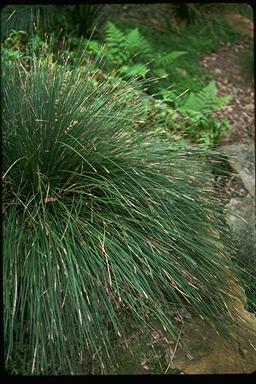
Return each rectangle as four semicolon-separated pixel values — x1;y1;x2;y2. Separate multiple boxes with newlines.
178;80;231;146
156;81;231;146
179;80;230;112
1;30;29;67
2;45;26;64
3;29;29;48
1;30;51;70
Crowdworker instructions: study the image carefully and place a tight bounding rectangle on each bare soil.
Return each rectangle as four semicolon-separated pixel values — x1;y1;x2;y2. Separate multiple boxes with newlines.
200;38;254;145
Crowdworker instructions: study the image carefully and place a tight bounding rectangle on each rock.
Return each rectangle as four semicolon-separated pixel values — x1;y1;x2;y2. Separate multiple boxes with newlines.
225;195;255;236
219;144;255;197
214;68;222;75
179;307;192;320
169;317;256;374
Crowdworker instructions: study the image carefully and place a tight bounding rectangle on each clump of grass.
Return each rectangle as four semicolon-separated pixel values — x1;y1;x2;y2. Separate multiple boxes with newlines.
3;51;246;374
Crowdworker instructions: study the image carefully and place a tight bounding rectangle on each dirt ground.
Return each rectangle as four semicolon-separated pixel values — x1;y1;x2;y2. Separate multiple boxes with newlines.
200;37;254;145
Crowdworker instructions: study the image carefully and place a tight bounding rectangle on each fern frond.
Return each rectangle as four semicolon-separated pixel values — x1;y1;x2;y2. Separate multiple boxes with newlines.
183;81;230;113
106;21;126;48
105;21;129;64
126;27;152;58
120;63;148;78
154;51;187;68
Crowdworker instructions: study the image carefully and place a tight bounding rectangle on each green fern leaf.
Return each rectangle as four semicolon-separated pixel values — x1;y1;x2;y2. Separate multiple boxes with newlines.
182;81;230;113
154;68;169;78
120;63;148;78
106;21;126;46
125;28;141;47
155;51;186;67
105;21;129;64
126;27;152;58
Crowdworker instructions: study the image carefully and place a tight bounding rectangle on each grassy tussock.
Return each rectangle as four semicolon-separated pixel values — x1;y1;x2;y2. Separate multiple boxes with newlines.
3;53;244;374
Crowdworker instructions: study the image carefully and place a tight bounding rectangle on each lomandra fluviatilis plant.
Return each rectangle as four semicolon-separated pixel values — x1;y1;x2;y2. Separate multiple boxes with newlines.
2;52;245;374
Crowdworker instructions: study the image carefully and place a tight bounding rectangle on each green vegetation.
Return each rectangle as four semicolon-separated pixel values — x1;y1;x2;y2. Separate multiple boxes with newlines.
75;14;240;146
110;12;241;93
2;3;253;375
2;3;239;147
153;80;231;147
85;21;187;80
